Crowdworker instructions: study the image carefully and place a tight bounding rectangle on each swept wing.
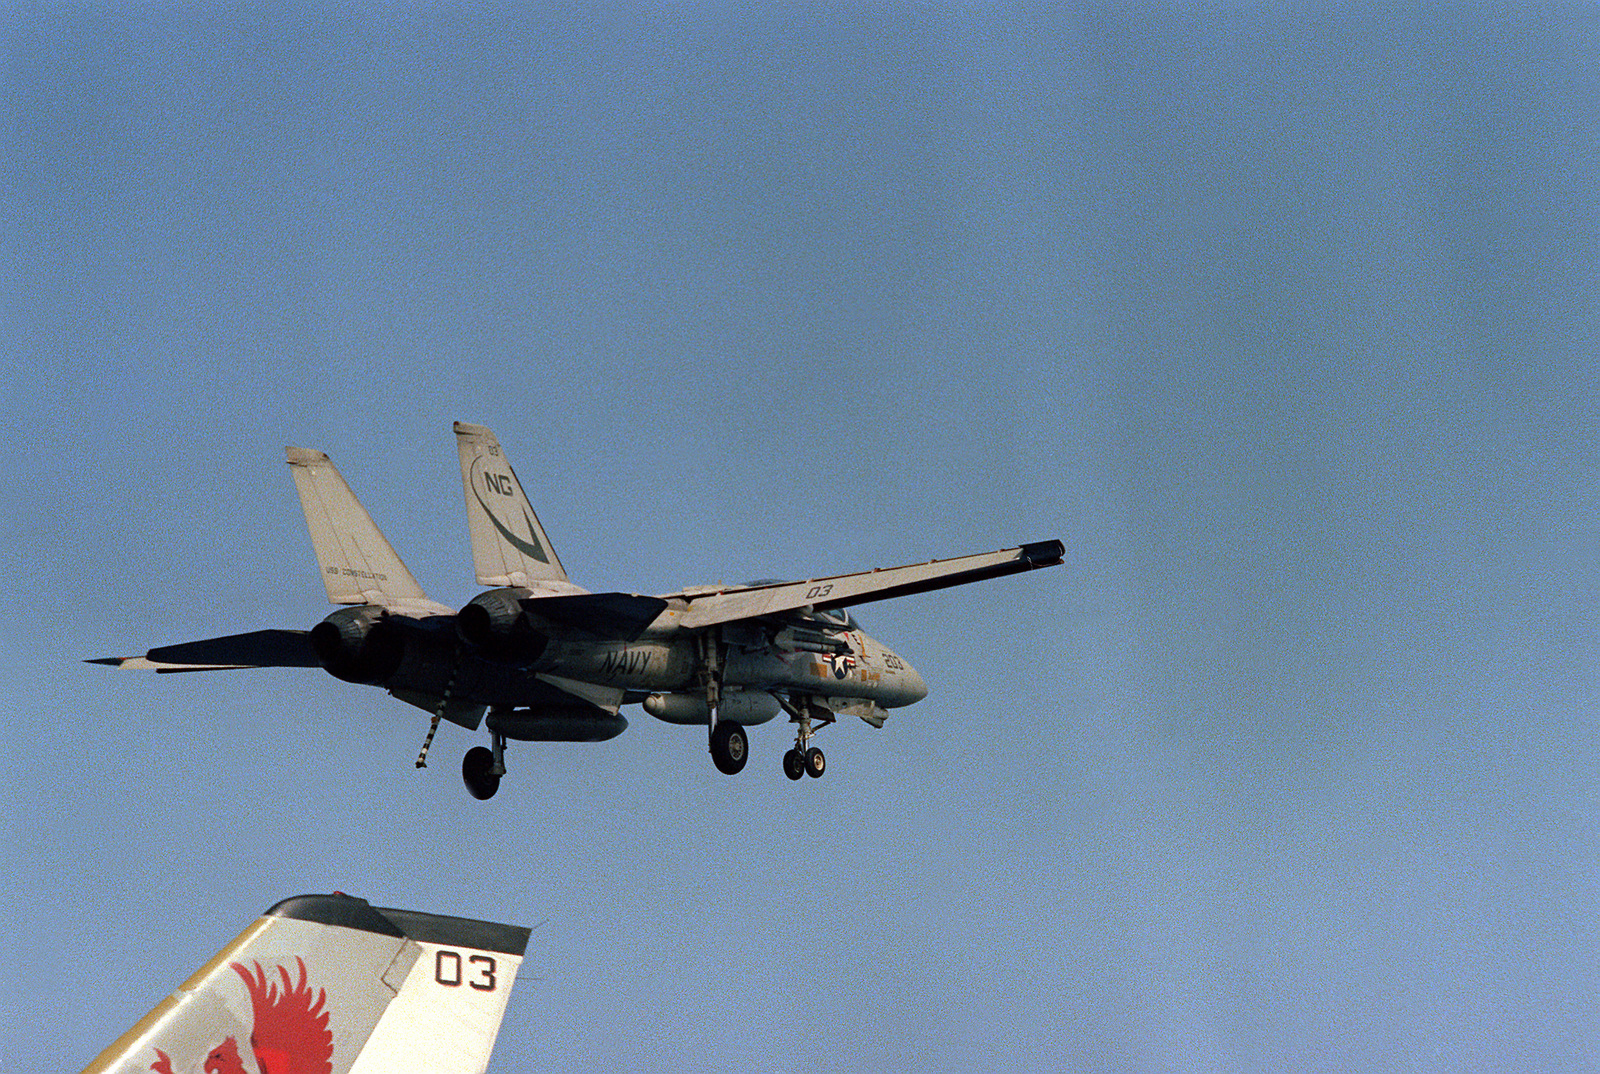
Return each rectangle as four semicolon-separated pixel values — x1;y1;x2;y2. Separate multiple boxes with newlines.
664;539;1065;630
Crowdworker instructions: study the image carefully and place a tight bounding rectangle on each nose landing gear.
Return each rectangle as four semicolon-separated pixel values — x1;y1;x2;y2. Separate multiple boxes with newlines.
804;746;825;777
782;745;826;779
779;695;834;781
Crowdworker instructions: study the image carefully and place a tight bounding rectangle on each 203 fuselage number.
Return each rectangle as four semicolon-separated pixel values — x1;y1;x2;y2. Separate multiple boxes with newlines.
435;950;497;991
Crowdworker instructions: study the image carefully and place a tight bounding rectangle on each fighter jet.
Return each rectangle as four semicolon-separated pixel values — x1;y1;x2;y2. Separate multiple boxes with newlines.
80;891;529;1074
94;423;1062;799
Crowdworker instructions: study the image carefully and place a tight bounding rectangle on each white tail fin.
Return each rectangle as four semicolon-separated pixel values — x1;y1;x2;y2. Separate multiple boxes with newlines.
82;892;530;1074
287;447;430;607
453;422;569;587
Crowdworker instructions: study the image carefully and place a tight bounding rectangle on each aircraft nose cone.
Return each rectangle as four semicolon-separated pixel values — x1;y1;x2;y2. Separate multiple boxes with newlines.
894;663;929;707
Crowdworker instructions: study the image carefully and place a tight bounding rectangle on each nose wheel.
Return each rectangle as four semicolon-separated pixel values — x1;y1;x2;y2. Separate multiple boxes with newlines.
783;745;826;780
778;696;833;781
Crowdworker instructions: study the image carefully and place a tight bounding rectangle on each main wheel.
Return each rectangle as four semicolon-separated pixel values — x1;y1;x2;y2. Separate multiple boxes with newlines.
804;746;826;778
462;746;501;800
782;748;805;780
709;721;748;775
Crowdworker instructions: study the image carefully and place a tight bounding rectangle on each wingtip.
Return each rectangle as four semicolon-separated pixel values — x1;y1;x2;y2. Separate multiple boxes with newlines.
1021;539;1066;566
285;446;330;465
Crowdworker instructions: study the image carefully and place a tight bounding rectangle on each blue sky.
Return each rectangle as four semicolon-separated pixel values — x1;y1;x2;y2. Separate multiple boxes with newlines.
5;6;1596;1072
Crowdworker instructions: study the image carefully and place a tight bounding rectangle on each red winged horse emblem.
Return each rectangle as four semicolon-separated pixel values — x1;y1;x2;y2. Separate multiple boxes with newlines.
150;957;333;1074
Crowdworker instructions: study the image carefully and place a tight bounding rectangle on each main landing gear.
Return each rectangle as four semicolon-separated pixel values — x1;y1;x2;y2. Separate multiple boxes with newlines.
709;720;748;775
462;726;508;800
413;702;507;801
702;628;751;776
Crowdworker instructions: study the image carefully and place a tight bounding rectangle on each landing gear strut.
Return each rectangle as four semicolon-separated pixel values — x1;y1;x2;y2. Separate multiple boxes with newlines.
701;628;748;775
463;714;509;800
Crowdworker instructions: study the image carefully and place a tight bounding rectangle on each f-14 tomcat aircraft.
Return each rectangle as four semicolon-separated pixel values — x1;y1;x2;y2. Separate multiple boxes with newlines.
94;423;1062;799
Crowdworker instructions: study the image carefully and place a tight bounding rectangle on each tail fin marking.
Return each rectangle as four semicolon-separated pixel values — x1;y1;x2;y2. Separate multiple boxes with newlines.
453;422;569;587
82;893;530;1074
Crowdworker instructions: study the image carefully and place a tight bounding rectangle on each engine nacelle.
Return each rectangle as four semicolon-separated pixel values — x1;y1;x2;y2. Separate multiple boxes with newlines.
642;691;781;726
458;588;549;663
311;606;404;685
486;706;627;742
457;587;524;646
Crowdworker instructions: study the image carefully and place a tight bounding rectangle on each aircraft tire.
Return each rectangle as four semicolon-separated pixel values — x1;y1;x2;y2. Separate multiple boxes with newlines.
710;721;748;775
463;746;501;800
782;748;805;780
804;747;826;778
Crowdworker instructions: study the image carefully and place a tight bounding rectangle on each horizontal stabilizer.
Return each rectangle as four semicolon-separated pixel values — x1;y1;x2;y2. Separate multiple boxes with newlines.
82;892;530;1074
669;539;1065;630
89;629;320;672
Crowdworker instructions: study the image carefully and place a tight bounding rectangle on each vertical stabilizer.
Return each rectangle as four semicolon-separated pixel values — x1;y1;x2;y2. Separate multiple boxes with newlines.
453;422;569;587
287;447;429;607
81;892;531;1074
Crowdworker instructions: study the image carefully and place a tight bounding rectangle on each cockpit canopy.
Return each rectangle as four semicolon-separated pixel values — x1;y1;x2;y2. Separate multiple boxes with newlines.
811;606;857;630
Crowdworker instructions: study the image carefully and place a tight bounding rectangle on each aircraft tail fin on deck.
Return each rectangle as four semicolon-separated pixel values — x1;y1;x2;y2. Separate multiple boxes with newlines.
454;422;569;587
288;447;430;607
82;892;531;1074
